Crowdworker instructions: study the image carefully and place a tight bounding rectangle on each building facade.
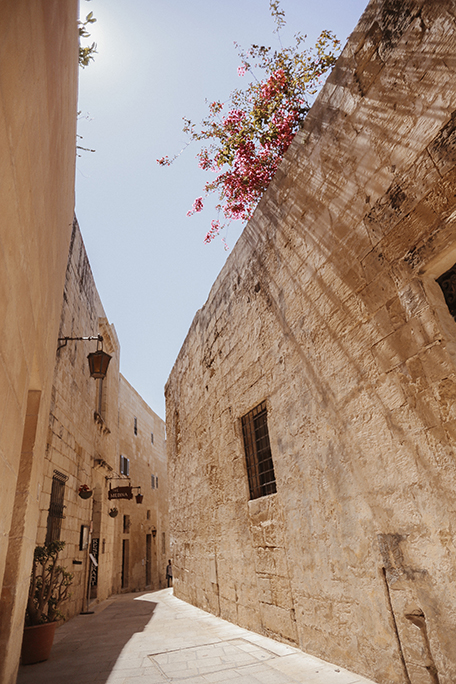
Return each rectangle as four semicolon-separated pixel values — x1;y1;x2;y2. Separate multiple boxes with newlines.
38;220;168;620
0;3;78;682
115;375;169;594
166;2;456;683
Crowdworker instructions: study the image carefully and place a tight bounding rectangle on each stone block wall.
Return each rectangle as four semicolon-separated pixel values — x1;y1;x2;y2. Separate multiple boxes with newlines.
36;221;168;619
115;375;168;594
166;2;456;682
38;220;122;617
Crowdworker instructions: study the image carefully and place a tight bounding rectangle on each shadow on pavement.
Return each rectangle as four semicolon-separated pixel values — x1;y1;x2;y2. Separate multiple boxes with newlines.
17;595;157;684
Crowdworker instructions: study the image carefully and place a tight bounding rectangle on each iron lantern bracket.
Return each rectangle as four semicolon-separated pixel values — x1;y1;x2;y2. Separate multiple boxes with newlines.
57;334;103;352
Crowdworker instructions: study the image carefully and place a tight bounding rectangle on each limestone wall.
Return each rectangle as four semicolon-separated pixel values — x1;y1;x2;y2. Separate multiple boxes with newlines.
38;220;122;617
37;221;120;617
166;2;456;683
116;375;168;593
0;2;78;681
37;221;168;618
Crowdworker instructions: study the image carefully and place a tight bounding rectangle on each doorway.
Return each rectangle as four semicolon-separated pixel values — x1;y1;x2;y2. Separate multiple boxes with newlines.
121;539;129;589
146;534;151;586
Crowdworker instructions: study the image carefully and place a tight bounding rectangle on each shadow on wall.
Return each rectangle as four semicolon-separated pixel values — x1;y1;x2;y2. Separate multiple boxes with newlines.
17;596;157;684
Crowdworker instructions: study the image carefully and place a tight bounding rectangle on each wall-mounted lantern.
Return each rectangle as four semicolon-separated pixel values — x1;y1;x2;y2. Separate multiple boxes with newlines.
151;527;157;538
58;334;112;380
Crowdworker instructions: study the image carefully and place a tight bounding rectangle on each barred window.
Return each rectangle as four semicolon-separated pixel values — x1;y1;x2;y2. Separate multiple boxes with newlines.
120;455;130;476
45;470;68;545
241;401;276;500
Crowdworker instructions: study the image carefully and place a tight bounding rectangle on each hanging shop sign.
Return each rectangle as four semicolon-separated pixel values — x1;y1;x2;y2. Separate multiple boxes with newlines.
108;485;133;500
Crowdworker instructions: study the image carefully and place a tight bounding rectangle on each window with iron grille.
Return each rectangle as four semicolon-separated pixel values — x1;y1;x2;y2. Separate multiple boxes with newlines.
45;470;68;545
241;401;276;500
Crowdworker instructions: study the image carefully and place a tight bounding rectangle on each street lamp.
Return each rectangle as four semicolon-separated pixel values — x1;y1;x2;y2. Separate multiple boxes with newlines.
57;335;112;380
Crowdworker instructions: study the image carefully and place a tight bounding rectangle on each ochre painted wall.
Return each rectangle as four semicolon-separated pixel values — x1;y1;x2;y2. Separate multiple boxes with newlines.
0;2;78;682
166;2;456;683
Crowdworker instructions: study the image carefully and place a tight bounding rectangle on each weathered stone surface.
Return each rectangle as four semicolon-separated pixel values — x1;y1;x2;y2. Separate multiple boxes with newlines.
36;222;168;616
166;2;456;683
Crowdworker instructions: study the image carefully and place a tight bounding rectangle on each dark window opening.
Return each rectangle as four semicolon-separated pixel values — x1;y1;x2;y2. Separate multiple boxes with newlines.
45;470;68;545
437;262;456;321
241;401;276;500
151;432;154;444
120;454;130;476
123;514;131;534
134;417;137;435
96;377;106;420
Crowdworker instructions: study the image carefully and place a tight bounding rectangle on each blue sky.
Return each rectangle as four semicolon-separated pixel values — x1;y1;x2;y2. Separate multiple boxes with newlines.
76;0;368;419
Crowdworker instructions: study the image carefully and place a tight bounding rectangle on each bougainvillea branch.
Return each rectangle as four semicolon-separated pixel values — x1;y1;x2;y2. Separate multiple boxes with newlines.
157;1;340;245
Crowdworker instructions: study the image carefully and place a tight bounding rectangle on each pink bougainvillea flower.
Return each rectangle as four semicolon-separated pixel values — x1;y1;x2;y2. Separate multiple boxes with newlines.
203;219;221;244
156;3;341;245
187;196;204;217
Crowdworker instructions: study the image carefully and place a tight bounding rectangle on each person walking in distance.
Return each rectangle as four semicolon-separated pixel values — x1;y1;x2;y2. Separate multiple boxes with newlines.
166;560;173;587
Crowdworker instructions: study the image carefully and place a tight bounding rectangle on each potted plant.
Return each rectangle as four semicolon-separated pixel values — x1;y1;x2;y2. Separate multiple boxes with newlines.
78;484;93;499
21;540;73;665
109;507;118;517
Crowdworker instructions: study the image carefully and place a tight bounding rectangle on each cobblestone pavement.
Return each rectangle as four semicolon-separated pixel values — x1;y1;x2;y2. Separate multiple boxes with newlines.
17;588;377;684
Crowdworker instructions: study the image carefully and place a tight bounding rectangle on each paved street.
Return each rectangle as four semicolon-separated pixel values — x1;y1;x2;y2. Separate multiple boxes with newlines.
17;589;377;684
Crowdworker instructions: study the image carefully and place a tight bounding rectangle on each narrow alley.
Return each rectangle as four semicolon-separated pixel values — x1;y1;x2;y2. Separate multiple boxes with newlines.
17;589;377;684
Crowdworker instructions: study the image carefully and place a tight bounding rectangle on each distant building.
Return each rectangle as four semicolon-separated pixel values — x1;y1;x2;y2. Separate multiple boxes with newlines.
166;1;456;682
116;374;168;594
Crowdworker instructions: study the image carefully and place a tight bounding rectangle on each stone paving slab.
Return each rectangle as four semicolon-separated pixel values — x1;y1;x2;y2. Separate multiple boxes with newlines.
17;588;378;684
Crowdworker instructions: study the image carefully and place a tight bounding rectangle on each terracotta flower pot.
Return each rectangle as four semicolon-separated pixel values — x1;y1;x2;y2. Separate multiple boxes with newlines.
21;621;57;665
